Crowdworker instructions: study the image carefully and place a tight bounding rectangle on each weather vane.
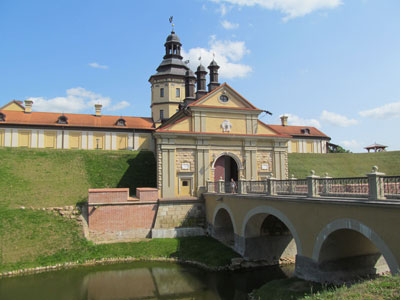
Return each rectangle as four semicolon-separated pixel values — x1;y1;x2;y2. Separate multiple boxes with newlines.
169;16;174;31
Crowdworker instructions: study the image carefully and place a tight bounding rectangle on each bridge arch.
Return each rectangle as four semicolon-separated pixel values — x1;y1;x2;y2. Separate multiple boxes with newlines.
240;205;303;261
211;203;237;247
312;218;399;277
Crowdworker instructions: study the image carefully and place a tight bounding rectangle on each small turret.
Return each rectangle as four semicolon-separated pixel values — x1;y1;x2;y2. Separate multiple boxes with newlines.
183;69;196;106
207;59;220;92
195;64;208;100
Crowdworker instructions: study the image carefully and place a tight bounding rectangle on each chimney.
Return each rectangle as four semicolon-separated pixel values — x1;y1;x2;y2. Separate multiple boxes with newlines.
280;115;288;126
183;69;196;106
207;60;220;92
95;104;102;116
195;64;208;100
24;100;33;113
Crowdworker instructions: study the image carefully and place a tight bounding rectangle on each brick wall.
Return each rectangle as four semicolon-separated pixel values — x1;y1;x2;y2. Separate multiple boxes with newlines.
88;188;129;204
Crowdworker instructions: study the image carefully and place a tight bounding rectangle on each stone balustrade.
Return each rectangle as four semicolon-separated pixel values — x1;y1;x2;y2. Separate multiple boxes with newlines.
206;166;400;201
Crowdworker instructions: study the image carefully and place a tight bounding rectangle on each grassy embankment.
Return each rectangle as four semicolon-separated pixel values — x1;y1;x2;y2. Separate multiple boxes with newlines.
0;147;238;273
251;276;400;300
288;151;400;178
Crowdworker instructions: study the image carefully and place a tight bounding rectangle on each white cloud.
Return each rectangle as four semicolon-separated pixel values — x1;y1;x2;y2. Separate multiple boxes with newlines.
28;87;130;113
359;101;400;119
320;110;358;127
283;113;321;128
217;3;232;15
182;35;252;79
340;140;360;152
221;20;239;29
108;101;130;112
211;0;342;21
88;62;108;69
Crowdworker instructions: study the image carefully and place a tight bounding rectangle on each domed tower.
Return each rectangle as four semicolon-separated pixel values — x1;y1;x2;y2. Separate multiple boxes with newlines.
149;30;189;123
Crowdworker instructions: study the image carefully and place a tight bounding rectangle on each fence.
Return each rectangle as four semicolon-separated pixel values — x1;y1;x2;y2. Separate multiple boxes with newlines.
206;167;400;202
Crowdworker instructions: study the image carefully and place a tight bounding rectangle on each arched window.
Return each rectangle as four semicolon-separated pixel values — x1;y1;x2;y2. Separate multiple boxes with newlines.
0;112;5;122
57;115;68;124
301;128;310;135
116;118;126;126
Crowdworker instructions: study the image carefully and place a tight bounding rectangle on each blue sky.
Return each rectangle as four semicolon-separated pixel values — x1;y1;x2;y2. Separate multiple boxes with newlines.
1;0;399;152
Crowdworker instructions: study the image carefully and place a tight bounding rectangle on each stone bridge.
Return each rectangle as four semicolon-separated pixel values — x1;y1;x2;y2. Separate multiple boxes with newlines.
204;169;400;283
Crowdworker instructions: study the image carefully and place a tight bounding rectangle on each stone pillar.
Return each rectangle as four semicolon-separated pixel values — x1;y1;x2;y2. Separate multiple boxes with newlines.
307;170;320;198
367;166;386;200
238;176;246;194
321;172;332;195
218;177;225;193
264;178;268;194
267;177;277;196
289;174;297;194
206;180;211;193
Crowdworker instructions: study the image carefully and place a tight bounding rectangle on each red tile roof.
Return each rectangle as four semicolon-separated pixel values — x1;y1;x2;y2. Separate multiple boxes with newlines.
268;124;330;139
0;110;154;130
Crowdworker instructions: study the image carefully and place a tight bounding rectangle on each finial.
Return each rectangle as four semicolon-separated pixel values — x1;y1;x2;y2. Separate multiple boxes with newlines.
169;16;174;32
310;170;315;176
324;172;329;177
372;166;378;173
291;174;295;179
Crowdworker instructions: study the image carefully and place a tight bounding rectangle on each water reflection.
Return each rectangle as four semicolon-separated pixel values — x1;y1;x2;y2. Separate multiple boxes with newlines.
0;262;294;300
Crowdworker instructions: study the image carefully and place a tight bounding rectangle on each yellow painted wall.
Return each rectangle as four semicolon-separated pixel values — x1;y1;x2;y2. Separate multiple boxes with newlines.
257;123;277;135
0;129;4;146
205;114;247;134
117;134;128;150
138;134;151;150
166;118;191;132
151;81;185;120
306;141;314;153
93;133;105;150
44;131;57;148
69;132;81;149
2;102;24;111
175;138;196;145
18;130;31;147
200;90;249;109
291;140;299;153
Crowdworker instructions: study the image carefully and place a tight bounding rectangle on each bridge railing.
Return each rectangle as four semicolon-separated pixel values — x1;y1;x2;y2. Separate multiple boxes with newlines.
382;176;400;199
206;166;399;202
317;177;369;198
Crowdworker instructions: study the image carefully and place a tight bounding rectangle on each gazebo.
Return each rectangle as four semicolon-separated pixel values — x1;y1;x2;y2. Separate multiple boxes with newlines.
364;143;387;153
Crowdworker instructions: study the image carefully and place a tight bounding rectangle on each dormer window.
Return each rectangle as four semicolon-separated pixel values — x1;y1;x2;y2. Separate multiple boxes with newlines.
301;128;311;134
57;115;68;124
116;118;126;126
0;113;5;122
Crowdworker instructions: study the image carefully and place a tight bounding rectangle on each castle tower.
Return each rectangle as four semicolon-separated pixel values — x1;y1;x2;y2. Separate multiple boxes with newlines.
149;30;189;123
183;69;196;106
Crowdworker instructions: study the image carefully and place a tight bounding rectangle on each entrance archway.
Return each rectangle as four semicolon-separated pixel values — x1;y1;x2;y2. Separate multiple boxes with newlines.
214;155;238;183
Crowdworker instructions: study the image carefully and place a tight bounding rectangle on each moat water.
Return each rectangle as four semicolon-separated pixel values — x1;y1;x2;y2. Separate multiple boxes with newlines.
0;262;294;300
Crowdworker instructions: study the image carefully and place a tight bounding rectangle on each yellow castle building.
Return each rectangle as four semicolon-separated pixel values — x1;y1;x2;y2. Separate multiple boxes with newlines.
0;30;330;198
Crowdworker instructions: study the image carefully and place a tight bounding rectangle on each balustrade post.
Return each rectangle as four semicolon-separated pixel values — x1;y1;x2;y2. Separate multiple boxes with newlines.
367;166;386;200
264;178;268;195
218;177;225;193
289;174;296;194
307;170;320;198
322;172;332;195
238;176;246;194
206;180;211;193
268;177;277;196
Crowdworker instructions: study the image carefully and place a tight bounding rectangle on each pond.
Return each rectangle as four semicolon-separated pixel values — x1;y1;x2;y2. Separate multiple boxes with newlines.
0;262;294;300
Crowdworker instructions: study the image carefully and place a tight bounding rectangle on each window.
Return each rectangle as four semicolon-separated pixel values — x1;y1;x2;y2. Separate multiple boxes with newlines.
160;110;164;120
115;118;126;126
176;88;180;98
57;115;68;124
160;88;164;97
0;113;5;122
301;128;311;134
219;95;229;103
182;180;188;187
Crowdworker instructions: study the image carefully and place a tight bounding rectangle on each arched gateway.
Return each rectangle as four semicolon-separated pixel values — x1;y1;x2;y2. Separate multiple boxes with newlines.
213;154;239;183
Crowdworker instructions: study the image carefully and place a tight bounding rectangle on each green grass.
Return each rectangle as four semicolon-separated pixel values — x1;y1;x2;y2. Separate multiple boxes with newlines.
288;151;400;178
251;276;400;300
0;209;239;273
0;147;156;209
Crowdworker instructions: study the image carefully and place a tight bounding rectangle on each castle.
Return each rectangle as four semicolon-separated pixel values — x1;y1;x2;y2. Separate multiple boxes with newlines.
0;30;330;198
